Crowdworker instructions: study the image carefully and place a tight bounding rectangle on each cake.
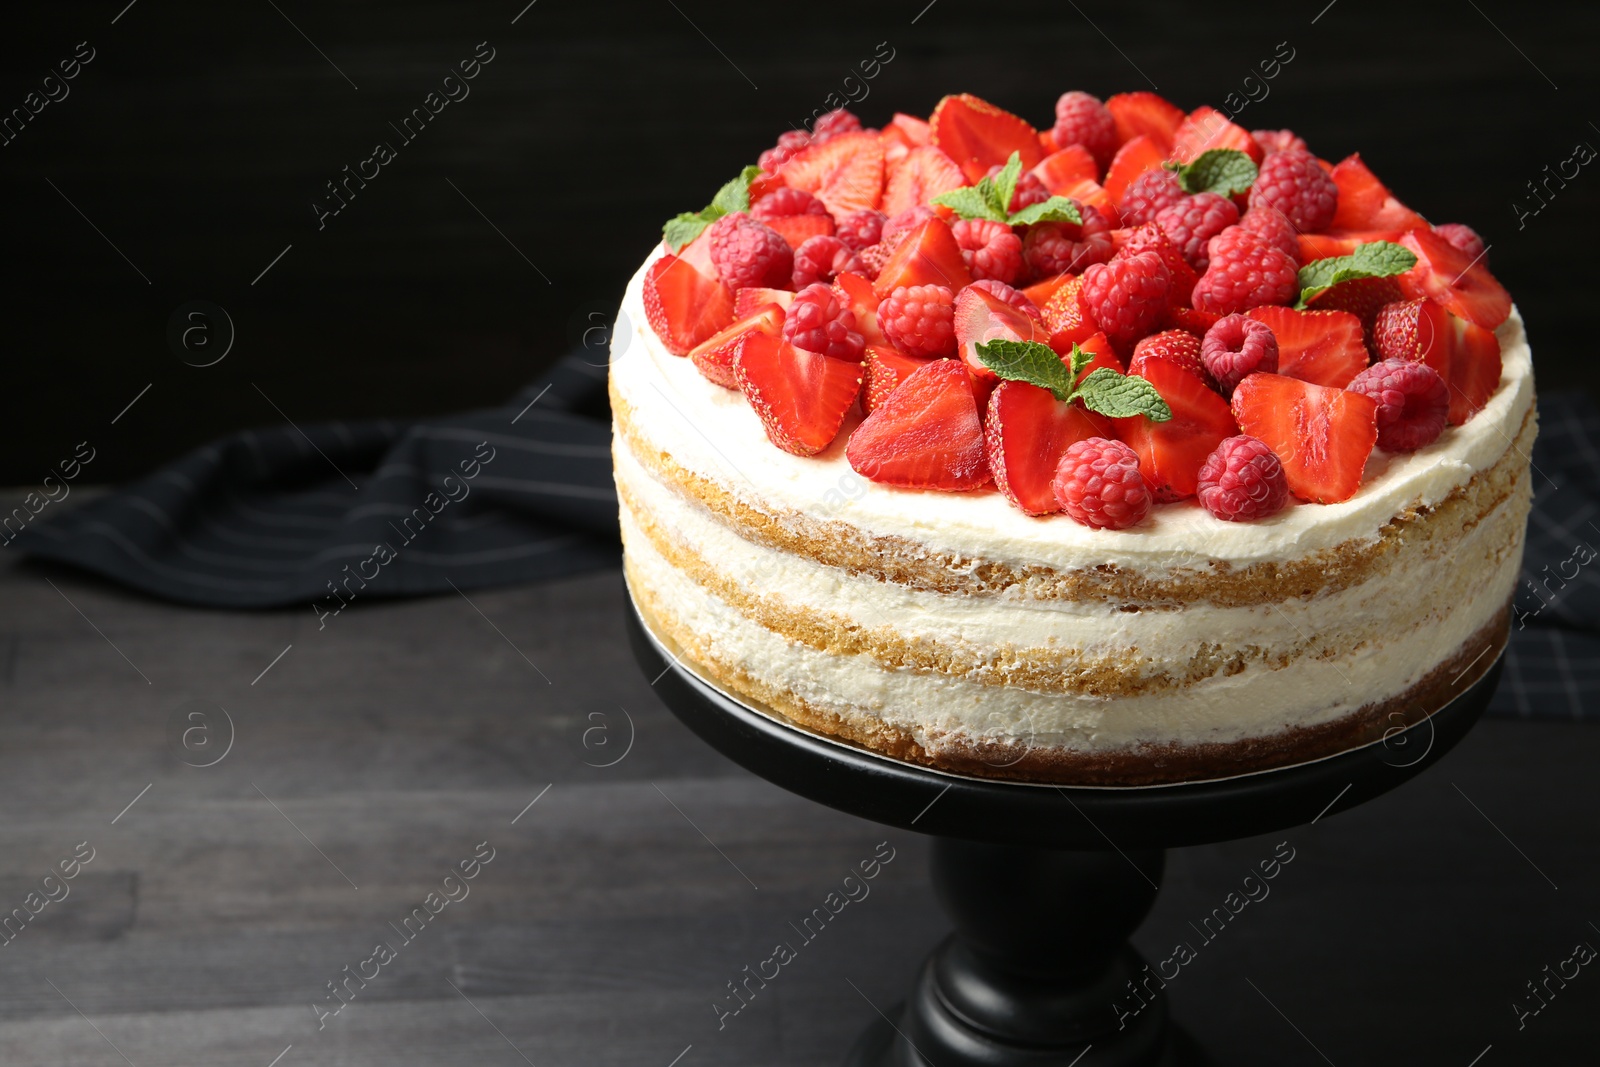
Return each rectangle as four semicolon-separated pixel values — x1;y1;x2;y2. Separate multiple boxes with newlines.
612;91;1533;786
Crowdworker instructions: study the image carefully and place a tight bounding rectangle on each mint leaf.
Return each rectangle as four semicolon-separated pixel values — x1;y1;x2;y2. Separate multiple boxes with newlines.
662;165;762;252
932;185;1006;222
663;213;712;252
987;152;1024;218
1173;148;1258;197
975;339;1077;401
709;164;762;217
1075;368;1173;421
1066;343;1095;380
1295;241;1419;307
1007;196;1083;227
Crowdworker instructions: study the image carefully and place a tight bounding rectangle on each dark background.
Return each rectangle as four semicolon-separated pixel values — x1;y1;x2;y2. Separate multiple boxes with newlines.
1;0;1592;484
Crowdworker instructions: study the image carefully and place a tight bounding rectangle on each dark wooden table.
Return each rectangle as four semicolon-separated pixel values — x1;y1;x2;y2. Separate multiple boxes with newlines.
1;493;1596;1065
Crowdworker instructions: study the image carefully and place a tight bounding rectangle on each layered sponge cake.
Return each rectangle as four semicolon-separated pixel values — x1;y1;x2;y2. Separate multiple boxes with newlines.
614;91;1533;786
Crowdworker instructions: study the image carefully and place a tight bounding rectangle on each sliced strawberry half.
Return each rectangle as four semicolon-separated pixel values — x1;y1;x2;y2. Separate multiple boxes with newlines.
873;216;972;295
1032;145;1099;193
1246;306;1368;389
735;337;862;456
1169;106;1263;165
781;129;885;217
689;303;785;388
1231;373;1378;503
986;380;1109;515
863;344;934;414
765;213;835;251
643;253;736;356
1104;135;1166;206
955;284;1049;384
1304;275;1402;355
1165;306;1222;336
1129;329;1205;382
1055;178;1118;224
1397;228;1511;331
929;93;1044;183
1042;275;1096;352
1372;298;1503;425
834;271;888;346
1022;272;1075;308
1296;229;1405;263
1329;154;1428;232
882;145;967;218
889;112;931;147
1074;332;1125;383
1106;92;1185;152
733;286;796;318
1111;357;1237;501
846;358;991;490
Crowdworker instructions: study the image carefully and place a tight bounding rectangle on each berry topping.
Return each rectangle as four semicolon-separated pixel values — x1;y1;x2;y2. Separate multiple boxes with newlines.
1169;106;1262;165
763;213;835;251
1130;330;1205;381
782;282;865;361
1021;203;1114;278
1432;223;1487;263
1347;359;1451;452
1079;251;1171;352
752;187;830;220
1237;207;1301;263
1105;92;1185;152
759;130;811;173
881;146;966;218
1042;275;1096;350
836;209;888;251
955;284;1050;381
1328;154;1428;232
1304;275;1402;355
1052;437;1152;529
1119;168;1187;227
1201;314;1279;397
855;241;892;280
1051;91;1118;169
832;271;888;346
1197;435;1291;522
1103;135;1167;206
792;235;862;288
1111;356;1237;501
707;212;794;290
847;359;991;490
1190;226;1299;316
1396;228;1511;330
1251;129;1307;156
780;130;885;218
1371;298;1503;425
1249;149;1338;232
879;284;958;359
732;286;795;319
929;93;1044;183
811;108;863;143
882;205;939;246
1230;373;1378;504
689;302;786;388
1245;306;1367;389
1118;223;1198;312
953;217;1025;284
873;216;973;295
735;336;862;456
986;379;1110;515
967;278;1042;320
863;345;935;414
1154;192;1241;271
983;162;1052;211
1031;146;1097;197
643;253;736;356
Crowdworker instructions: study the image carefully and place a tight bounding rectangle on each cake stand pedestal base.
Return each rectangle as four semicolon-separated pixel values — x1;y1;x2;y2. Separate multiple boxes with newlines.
625;603;1500;1067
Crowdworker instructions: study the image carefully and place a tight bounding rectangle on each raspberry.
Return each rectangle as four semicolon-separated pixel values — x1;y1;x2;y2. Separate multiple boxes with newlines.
856;241;891;280
983;163;1050;212
759;130;811;173
1238;207;1301;262
707;212;793;290
1201;314;1279;397
792;235;861;289
1191;227;1299;316
1197;436;1290;522
1251;129;1308;156
1022;203;1114;278
1120;169;1186;228
783;282;864;361
1347;359;1450;452
1132;330;1205;380
952;218;1024;284
811;108;862;144
966;279;1042;321
878;284;957;359
835;209;888;251
1051;91;1118;169
1432;223;1487;264
1053;437;1153;530
752;187;829;221
883;205;938;246
1249;149;1338;232
1154;192;1241;272
1117;224;1197;310
1079;251;1171;351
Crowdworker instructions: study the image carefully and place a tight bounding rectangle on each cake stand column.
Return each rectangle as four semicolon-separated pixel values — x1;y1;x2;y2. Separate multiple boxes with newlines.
847;839;1173;1066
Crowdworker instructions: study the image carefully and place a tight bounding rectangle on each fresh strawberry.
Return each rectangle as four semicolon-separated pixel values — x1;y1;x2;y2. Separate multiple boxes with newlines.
643;253;736;356
872;216;972;296
1032;145;1099;194
1397;228;1511;331
1129;329;1205;382
1245;306;1367;389
689;303;785;388
833;271;888;346
1231;373;1378;503
1371;298;1503;424
1296;230;1405;263
1074;332;1125;383
1042;275;1096;351
1111;357;1237;501
765;213;836;251
1166;306;1222;336
780;130;885;218
735;336;862;456
1305;275;1402;355
846;359;991;490
748;169;786;204
1104;135;1167;207
733;287;796;318
678;229;719;278
882;145;967;218
1053;178;1119;224
1106;92;1185;152
955;284;1049;383
1022;272;1076;308
1328;154;1428;232
929;93;1044;183
1169;106;1263;165
889;112;931;146
863;344;935;414
986;380;1109;515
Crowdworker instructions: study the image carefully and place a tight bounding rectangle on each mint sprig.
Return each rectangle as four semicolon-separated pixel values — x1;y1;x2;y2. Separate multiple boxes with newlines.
1295;241;1418;307
663;165;763;252
975;339;1172;421
1167;148;1258;197
932;152;1083;228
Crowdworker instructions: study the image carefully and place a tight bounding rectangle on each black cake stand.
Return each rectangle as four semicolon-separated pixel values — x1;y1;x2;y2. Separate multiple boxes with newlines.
625;604;1502;1066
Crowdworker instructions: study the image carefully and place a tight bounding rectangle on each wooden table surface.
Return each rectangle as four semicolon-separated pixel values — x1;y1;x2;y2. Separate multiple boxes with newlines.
1;506;1596;1066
